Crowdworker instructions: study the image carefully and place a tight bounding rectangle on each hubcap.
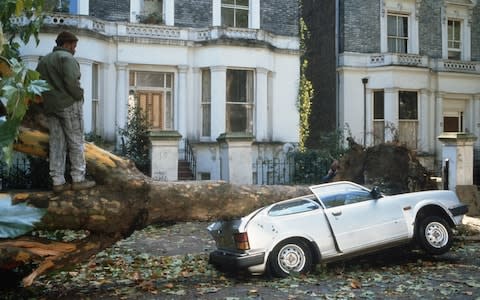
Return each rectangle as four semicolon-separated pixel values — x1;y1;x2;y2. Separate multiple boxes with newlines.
277;244;306;274
425;221;449;248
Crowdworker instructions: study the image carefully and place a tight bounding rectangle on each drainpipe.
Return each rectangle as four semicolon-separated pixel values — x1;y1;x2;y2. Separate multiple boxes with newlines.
362;77;369;147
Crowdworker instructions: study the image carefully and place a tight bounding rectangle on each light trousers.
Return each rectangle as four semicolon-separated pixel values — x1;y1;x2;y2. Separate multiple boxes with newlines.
47;101;86;185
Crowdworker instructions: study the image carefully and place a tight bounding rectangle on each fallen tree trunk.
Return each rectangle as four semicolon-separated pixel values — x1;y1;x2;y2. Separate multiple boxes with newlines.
2;126;310;286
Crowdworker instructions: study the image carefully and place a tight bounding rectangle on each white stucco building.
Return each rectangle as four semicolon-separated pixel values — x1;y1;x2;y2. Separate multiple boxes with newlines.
18;0;301;184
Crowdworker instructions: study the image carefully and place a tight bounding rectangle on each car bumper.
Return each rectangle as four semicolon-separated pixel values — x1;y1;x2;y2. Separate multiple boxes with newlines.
209;250;265;270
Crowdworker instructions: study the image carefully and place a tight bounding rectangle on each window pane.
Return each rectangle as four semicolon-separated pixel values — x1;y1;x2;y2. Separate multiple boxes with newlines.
222;7;235;27
225;69;254;133
222;0;235;4
227;104;248;132
399;91;417;120
400;16;408;37
227;70;247;102
388;38;396;52
137;72;164;87
236;9;249;28
202;69;211;136
387;15;397;36
236;0;249;6
165;91;172;129
399;39;407;53
202;104;211;136
374;91;384;119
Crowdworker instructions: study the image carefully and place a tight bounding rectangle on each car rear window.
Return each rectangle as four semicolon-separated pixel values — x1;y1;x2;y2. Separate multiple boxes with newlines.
268;197;320;216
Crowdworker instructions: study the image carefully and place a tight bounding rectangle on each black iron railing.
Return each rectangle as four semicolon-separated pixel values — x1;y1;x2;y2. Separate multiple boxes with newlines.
184;138;197;180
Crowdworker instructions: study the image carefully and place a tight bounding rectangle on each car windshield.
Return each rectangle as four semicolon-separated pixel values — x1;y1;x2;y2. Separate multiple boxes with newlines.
310;182;372;208
268;195;319;216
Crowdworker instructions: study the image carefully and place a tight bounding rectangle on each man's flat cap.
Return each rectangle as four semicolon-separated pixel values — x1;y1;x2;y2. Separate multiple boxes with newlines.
55;31;78;43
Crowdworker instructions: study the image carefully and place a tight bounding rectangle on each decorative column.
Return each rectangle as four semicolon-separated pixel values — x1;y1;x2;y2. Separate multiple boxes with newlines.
78;1;89;15
164;0;175;26
150;130;182;181
438;132;477;190
115;62;129;147
255;68;268;141
418;88;432;152
177;65;188;138
250;0;260;29
384;88;398;142
78;58;93;133
474;94;480;145
217;133;254;184
130;0;141;22
212;0;221;26
434;92;445;160
210;66;226;140
365;88;373;146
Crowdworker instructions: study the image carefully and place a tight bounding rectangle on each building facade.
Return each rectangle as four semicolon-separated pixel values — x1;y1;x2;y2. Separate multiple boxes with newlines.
306;0;480;171
18;0;301;183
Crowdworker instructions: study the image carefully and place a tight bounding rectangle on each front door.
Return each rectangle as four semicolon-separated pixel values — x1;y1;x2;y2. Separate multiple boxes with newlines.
137;91;164;129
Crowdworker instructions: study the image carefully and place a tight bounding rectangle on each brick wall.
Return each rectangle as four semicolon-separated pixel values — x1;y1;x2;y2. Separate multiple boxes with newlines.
472;5;480;61
89;0;130;22
261;0;298;36
174;0;212;28
340;0;380;53
418;0;442;58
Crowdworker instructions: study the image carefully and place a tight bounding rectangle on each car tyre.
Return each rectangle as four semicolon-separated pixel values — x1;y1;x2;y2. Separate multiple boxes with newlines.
268;238;313;277
417;216;453;255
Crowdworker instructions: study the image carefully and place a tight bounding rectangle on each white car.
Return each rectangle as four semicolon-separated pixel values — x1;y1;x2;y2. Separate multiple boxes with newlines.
208;181;468;277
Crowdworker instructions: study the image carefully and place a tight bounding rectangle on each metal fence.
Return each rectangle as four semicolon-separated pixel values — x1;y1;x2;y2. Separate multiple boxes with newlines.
253;156;330;185
0;155;50;191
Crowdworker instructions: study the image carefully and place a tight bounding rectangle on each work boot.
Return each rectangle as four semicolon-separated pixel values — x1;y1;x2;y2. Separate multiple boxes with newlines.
52;183;71;193
72;180;96;191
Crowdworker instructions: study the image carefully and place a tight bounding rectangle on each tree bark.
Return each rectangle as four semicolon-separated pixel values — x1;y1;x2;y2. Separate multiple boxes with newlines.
2;126;310;286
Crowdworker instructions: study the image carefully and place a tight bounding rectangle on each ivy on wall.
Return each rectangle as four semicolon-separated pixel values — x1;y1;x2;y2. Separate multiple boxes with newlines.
297;14;314;152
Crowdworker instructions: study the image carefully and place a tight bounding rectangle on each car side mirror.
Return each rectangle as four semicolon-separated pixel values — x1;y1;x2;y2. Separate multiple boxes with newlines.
371;186;382;199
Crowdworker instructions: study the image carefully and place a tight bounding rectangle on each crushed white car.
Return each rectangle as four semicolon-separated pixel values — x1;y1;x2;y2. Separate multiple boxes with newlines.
208;181;468;277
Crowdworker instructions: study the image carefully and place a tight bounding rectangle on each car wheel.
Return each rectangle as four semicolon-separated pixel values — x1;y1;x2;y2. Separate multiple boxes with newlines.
268;238;313;277
417;216;453;255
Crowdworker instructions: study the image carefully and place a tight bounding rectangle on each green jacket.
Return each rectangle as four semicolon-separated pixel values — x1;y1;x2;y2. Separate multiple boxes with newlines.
36;47;83;114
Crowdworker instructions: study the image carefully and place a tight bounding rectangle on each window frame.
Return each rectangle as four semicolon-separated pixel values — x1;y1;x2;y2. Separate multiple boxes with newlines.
380;0;419;54
398;91;418;149
225;69;254;134
373;90;385;145
442;2;474;61
129;70;174;130
447;19;462;60
387;13;409;53
201;69;211;137
221;0;249;28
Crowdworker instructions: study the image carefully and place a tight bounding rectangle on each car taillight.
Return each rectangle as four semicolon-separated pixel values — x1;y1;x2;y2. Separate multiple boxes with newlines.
234;232;250;250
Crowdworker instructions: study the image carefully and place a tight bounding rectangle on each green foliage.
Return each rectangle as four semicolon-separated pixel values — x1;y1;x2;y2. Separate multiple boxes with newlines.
118;104;151;175
0;1;48;165
138;12;163;25
0;193;46;238
1;0;45;58
316;129;348;159
289;149;330;184
297;17;313;152
0;58;49;165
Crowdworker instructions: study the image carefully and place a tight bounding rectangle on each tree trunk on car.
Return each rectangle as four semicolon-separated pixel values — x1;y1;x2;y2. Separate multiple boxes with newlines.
2;125;310;286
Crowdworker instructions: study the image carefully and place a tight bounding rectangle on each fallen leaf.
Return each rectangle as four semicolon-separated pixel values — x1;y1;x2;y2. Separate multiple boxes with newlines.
350;279;362;289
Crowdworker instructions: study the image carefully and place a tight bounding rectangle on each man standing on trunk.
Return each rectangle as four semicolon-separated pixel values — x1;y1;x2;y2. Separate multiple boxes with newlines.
36;31;95;192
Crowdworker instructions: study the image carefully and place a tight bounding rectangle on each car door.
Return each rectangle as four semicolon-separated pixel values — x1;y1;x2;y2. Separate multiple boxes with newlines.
315;188;409;253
